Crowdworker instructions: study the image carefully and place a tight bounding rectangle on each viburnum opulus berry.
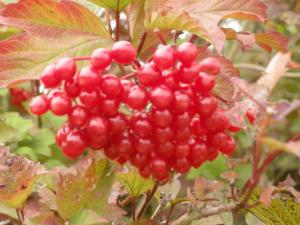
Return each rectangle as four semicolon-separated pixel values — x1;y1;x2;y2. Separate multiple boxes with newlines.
30;41;238;182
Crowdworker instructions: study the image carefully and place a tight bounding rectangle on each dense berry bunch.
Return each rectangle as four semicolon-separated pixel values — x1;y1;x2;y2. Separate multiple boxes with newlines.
30;41;237;181
9;87;31;110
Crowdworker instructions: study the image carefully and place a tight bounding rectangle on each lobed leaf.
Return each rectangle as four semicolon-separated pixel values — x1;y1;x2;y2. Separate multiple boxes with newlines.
90;0;134;11
145;0;267;52
116;172;154;197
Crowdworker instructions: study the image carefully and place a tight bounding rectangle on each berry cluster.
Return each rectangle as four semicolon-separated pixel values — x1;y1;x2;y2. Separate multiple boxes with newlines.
9;87;31;110
30;41;237;181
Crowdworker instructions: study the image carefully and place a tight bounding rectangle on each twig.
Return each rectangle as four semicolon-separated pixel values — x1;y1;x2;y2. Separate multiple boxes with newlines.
74;56;90;61
118;64;126;75
189;34;197;43
121;72;137;80
165;204;175;225
137;182;159;219
137;31;148;56
115;0;120;41
16;209;24;225
155;30;166;45
132;197;136;221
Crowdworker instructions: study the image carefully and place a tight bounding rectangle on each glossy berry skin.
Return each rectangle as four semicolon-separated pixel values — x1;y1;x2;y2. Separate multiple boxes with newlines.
149;85;173;109
199;57;221;75
68;106;89;127
150;158;169;180
135;138;154;155
172;91;191;114
203;110;229;132
30;95;49;115
190;140;208;162
55;123;71;146
151;108;173;128
176;42;198;66
40;64;60;88
173;158;191;173
191;117;206;137
130;113;153;137
99;98;120;116
153;45;176;70
100;74;122;97
246;108;256;124
139;166;151;179
90;48;112;70
88;133;108;150
86;116;108;136
196;95;217;118
61;130;86;159
124;85;148;110
194;72;215;94
108;114;127;134
138;63;161;87
162;70;179;90
49;95;72;116
131;153;148;168
79;90;99;107
220;136;236;155
174;112;191;128
120;79;134;100
156;142;174;159
153;126;174;143
178;63;199;83
64;81;80;98
77;67;101;91
55;57;77;81
174;144;190;158
104;145;120;160
111;41;136;64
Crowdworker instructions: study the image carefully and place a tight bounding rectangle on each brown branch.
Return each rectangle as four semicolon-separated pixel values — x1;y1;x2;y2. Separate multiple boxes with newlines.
121;72;137;80
137;182;159;219
137;31;148;56
115;0;120;41
132;197;136;221
155;30;166;45
165;203;175;225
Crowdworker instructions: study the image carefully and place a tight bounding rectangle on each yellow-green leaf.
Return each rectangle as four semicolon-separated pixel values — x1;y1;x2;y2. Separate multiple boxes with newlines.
116;172;154;197
89;0;134;11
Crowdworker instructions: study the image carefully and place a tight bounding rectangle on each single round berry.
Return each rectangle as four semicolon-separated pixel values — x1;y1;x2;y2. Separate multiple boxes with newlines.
203;110;229;132
162;70;179;90
153;45;176;70
173;158;191;173
156;142;174;159
120;79;134;100
99;97;120;116
49;95;72;116
172;91;191;113
131;153;148;168
62;130;86;159
40;64;60;88
30;95;49;115
90;48;112;70
55;123;71;146
86;116;108;136
220;136;236;155
149;85;173;109
68;106;89;127
196;95;217;118
246;108;256;124
138;63;161;87
176;42;198;66
194;72;215;94
116;134;134;155
174;112;191;128
178;63;199;83
199;57;221;75
151;108;173;128
108;114;127;134
174;127;191;143
79;89;100;107
190;140;208;163
150;158;168;179
135;138;154;155
111;41;136;64
174;144;190;158
77;67;101;91
153;126;174;143
124;85;148;110
104;145;120;160
88;133;109;150
130;113;153;137
64;80;80;98
139;166;151;179
55;57;77;81
100;74;122;97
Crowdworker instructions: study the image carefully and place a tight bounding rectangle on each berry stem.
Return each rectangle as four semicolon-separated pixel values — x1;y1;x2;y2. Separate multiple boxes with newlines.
137;182;159;219
132;197;136;221
165;203;175;225
16;209;24;225
189;34;197;43
121;72;137;80
74;56;90;61
137;31;148;56
115;0;120;41
155;30;167;45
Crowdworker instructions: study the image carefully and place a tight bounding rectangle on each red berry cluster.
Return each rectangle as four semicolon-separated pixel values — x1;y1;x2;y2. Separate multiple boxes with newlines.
9;87;31;110
30;41;237;181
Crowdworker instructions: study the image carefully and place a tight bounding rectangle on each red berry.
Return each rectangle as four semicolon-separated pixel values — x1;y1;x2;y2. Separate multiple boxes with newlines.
124;85;148;110
138;63;161;87
55;123;71;146
162;70;179;90
191;117;206;137
210;132;228;149
207;147;219;161
120;79;134;100
131;153;148;168
30;95;49;115
135;138;154;155
194;72;215;94
116;133;134;156
90;48;112;70
68;106;89;127
156;142;174;159
220;136;236;155
199;57;221;75
149;85;173;109
174;112;191;128
151;108;173;128
130;113;153;137
178;63;199;83
49;95;72;116
79;89;100;107
111;41;136;64
88;133;109;150
55;57;77;81
176;42;198;66
86;116;108;136
246;108;256;124
104;145;120;160
174;144;190;158
139;166;151;179
172;91;191;113
153;126;174;143
40;64;60;88
99;97;120;116
203;110;229;132
153;45;176;70
77;67;101;91
61;130;86;159
190;140;208;162
150;158;168;178
108;114;127;134
196;95;217;118
100;74;122;97
64;80;80;98
173;158;191;173
174;127;191;143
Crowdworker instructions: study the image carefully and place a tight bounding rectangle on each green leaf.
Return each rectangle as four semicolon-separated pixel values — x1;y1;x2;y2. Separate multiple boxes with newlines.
0;112;33;140
144;0;267;52
0;25;22;41
0;119;17;143
116;172;154;197
89;0;134;11
0;203;18;220
128;0;146;43
56;157;114;220
249;197;300;225
15;146;38;161
187;155;227;180
69;210;107;225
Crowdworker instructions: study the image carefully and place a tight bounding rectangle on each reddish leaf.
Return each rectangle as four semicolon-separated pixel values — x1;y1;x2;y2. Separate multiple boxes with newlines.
0;0;109;38
132;220;158;225
221;171;239;184
255;31;288;53
259;186;275;206
145;0;267;52
223;28;255;50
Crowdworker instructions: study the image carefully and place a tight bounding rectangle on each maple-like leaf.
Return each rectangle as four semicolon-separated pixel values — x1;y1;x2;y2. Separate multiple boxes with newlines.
145;0;267;52
0;0;112;86
0;147;42;209
56;156;115;220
